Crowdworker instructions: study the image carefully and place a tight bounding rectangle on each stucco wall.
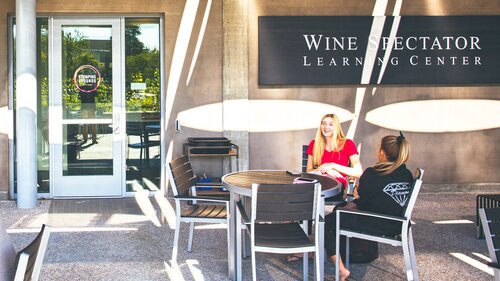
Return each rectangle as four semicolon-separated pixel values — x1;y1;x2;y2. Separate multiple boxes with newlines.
0;0;499;197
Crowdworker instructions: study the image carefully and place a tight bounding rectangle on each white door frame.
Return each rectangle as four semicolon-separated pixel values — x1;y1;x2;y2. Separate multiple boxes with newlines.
49;17;125;197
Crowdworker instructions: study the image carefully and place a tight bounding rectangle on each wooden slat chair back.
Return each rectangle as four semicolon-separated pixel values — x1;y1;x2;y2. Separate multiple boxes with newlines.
166;155;229;266
237;182;322;281
13;224;51;281
253;183;318;223
302;144;309;173
168;155;197;197
335;168;424;281
479;207;500;281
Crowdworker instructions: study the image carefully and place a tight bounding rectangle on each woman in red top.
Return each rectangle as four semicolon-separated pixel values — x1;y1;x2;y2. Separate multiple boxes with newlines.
286;113;363;263
306;113;363;187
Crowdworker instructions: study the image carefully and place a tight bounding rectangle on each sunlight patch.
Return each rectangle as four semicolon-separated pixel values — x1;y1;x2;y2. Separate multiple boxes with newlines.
366;99;500;132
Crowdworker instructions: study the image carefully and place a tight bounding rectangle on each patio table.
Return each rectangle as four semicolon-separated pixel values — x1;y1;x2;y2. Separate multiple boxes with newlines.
222;170;341;281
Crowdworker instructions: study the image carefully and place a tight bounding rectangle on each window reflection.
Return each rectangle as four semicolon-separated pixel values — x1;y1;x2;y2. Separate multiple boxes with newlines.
125;18;161;192
13;18;51;193
12;17;161;194
38;19;50;192
61;25;114;176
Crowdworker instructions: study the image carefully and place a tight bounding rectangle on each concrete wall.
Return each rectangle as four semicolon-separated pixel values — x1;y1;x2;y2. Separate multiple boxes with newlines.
248;0;500;184
0;0;499;198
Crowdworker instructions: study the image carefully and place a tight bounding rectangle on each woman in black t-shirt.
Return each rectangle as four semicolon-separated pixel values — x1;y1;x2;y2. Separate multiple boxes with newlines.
324;132;412;281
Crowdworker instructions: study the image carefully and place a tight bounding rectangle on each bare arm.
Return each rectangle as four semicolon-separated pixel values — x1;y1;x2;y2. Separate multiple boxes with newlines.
306;155;317;172
318;154;363;179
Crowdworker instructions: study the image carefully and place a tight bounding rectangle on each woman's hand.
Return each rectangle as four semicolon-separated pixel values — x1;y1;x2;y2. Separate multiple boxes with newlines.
318;163;334;174
319;163;343;178
325;169;343;178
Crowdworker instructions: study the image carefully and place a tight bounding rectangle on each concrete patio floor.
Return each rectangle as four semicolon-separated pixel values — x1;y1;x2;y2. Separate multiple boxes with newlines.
1;185;499;281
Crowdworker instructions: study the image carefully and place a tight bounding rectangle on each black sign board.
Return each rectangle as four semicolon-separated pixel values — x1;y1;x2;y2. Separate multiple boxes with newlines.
259;16;500;85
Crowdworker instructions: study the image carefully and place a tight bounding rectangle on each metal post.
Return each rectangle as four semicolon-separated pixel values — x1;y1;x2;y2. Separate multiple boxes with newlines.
15;0;38;208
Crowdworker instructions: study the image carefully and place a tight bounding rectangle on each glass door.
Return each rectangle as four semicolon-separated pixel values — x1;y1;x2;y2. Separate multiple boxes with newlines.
50;18;124;197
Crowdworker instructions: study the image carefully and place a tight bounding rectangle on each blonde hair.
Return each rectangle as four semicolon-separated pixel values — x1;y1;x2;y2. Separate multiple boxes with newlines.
312;114;346;168
373;133;410;175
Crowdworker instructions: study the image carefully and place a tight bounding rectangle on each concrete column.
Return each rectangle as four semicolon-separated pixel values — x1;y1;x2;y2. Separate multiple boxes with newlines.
15;0;38;208
222;0;249;172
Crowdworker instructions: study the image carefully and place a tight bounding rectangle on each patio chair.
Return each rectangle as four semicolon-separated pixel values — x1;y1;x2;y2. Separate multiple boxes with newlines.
236;182;322;281
126;121;160;170
335;168;424;281
476;195;500;239
479;207;500;281
166;155;229;264
13;224;52;281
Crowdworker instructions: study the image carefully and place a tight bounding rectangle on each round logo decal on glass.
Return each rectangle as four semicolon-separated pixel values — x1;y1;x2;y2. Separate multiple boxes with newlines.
73;65;102;93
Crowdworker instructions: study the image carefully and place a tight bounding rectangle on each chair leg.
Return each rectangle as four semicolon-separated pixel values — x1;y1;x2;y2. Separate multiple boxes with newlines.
318;197;325;281
172;219;181;263
402;236;415;281
315;245;321;281
318;219;325;281
303;252;308;280
226;217;231;278
335;215;341;281
242;227;248;258
345;237;350;269
236;203;243;281
188;222;195;252
408;229;419;281
139;147;144;172
241;197;249;258
251;244;257;281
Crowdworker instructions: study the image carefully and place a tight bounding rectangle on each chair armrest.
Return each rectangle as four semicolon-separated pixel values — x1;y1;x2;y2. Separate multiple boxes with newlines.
236;200;251;225
336;208;407;223
174;195;229;203
196;182;223;187
325;200;347;207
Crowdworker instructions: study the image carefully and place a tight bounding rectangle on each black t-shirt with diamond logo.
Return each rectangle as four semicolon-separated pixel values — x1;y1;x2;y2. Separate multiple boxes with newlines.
354;164;413;217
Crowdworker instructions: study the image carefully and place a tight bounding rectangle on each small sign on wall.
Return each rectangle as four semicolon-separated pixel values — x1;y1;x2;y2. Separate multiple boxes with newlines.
258;16;500;85
131;83;147;91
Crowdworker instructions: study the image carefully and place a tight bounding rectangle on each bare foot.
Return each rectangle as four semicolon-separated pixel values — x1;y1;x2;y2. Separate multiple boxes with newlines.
339;268;350;281
285;253;313;263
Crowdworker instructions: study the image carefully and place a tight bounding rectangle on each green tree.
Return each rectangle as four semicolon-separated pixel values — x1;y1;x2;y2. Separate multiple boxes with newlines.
125;25;146;56
125;24;160;113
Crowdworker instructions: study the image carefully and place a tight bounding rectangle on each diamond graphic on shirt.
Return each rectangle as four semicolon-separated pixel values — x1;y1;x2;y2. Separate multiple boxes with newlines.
383;182;411;207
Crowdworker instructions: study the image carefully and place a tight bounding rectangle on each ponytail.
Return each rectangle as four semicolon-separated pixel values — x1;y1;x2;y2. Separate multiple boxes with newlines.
373;132;410;175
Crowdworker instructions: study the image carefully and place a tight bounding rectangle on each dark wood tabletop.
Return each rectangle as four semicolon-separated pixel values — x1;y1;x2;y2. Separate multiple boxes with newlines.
222;170;341;198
